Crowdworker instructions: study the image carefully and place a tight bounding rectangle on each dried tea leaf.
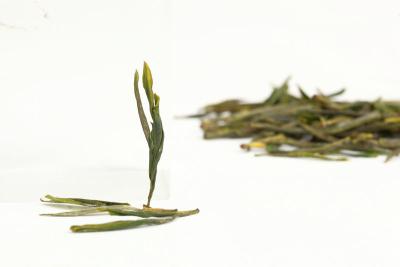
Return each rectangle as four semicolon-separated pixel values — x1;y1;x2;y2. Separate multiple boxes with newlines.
70;217;175;233
41;205;199;218
134;70;150;144
41;195;130;207
133;63;165;207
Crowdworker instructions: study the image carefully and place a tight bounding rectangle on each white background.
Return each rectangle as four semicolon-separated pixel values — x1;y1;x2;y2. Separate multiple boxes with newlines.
1;0;400;266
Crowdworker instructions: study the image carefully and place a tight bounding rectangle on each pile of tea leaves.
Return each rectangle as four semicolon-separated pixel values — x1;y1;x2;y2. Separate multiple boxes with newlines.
190;79;400;161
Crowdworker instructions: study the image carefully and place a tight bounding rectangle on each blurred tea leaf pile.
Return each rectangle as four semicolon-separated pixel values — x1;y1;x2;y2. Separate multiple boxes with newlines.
190;79;400;162
41;63;198;232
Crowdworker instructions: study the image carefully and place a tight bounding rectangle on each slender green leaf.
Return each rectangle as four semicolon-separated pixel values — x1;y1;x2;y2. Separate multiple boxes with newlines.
41;195;130;207
134;70;151;144
70;217;175;233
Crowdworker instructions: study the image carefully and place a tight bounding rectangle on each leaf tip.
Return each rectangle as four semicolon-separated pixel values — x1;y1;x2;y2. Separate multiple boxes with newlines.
142;61;153;91
70;225;80;232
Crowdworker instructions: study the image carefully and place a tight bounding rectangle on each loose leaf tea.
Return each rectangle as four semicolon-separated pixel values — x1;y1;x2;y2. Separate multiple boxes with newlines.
41;62;198;232
189;79;400;161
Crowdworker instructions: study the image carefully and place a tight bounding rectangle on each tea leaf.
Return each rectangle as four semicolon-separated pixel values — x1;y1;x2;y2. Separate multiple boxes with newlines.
142;61;154;108
70;217;175;233
134;63;165;207
42;205;199;218
134;70;150;144
41;195;130;207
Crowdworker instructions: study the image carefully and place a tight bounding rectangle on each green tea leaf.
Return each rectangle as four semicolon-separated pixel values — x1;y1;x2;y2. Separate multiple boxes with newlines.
70;217;175;233
134;70;151;144
133;62;165;207
142;61;154;108
41;195;130;207
41;205;199;218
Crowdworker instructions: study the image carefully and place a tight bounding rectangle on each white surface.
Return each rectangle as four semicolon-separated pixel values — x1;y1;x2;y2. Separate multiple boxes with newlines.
2;0;400;266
